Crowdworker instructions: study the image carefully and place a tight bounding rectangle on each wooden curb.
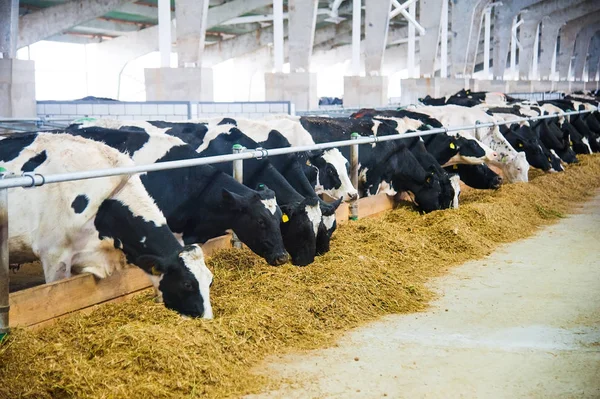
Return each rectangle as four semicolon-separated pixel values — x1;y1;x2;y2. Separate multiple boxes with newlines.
9;194;396;329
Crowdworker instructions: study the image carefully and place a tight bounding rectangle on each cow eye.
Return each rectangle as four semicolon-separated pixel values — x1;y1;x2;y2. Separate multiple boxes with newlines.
258;219;266;228
328;167;335;175
183;281;193;291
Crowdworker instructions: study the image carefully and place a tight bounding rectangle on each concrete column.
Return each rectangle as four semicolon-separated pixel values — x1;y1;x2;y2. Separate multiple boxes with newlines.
556;11;600;80
419;0;443;77
176;0;210;67
517;0;586;80
451;0;492;77
0;59;36;117
587;32;600;81
364;0;392;75
572;27;600;81
538;1;600;80
265;0;319;111
288;0;318;72
491;0;539;80
0;0;18;58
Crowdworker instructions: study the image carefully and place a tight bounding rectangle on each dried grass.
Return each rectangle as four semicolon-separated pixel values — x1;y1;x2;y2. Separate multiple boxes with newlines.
1;155;600;399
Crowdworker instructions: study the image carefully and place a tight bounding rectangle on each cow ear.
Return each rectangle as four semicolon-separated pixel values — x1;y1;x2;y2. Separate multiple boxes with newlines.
136;254;169;276
222;188;243;211
331;196;344;211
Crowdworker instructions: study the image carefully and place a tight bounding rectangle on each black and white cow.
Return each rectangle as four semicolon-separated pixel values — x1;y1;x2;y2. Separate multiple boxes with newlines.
195;126;322;266
65;125;290;267
83;118;358;203
290;116;444;213
0;133;214;318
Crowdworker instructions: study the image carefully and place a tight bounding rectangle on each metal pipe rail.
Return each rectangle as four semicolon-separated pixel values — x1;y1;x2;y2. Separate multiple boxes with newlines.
0;107;594;335
0;109;592;191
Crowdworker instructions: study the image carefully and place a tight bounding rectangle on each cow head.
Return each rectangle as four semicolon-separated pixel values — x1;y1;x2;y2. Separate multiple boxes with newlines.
504;125;551;171
408;172;443;213
502;152;529;183
434;169;456;210
307;149;358;202
279;196;322;266
315;196;343;255
137;244;213;319
442;135;489;165
222;185;289;266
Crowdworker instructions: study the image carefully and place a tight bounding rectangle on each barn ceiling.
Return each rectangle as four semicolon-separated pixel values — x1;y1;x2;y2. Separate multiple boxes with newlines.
17;0;364;45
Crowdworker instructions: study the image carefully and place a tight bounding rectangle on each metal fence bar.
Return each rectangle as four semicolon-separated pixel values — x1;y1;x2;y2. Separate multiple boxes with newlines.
0;109;593;191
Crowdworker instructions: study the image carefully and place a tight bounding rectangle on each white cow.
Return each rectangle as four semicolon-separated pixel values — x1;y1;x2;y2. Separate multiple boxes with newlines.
0;133;213;319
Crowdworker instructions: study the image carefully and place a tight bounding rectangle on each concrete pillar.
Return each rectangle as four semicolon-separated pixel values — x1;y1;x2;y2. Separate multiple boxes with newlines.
491;0;539;80
144;67;214;101
343;0;391;108
265;0;319;111
288;0;318;72
517;0;586;80
572;27;600;81
175;0;210;67
451;0;492;77
538;1;600;80
0;59;36;117
556;11;600;80
587;32;600;81
0;0;19;58
364;0;392;75
419;0;443;77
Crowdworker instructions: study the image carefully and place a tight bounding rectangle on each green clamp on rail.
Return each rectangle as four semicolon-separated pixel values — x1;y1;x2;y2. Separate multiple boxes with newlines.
351;132;360;139
232;144;243;151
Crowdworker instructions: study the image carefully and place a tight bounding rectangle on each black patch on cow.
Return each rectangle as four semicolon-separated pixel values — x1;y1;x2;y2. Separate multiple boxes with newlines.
71;194;89;214
0;133;38;162
65;125;150;155
21;150;47;172
148;121;208;149
218;118;237;126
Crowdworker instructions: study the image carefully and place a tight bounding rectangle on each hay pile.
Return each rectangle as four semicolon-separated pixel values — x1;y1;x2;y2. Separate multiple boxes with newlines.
1;155;600;399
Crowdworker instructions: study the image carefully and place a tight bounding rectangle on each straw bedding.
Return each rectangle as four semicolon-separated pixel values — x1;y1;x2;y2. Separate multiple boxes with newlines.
1;154;600;399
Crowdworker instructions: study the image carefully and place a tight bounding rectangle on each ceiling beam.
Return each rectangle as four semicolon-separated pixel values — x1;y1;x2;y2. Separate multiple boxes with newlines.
18;0;137;48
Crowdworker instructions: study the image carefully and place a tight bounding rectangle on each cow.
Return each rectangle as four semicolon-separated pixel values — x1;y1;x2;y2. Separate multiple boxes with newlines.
195;125;322;266
0;133;214;319
81;118;358;203
497;122;553;171
444;163;503;190
64;125;290;267
288;115;444;212
401;105;529;183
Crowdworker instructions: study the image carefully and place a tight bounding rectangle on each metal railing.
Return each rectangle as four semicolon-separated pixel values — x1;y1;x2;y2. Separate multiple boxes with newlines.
507;92;565;102
0;108;595;336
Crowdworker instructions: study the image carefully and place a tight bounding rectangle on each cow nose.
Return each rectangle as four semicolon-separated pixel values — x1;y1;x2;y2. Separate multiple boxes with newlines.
492;152;498;159
274;253;289;266
348;192;358;201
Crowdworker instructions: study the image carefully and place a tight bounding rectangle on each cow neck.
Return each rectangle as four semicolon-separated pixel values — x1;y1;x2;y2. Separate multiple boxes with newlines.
246;160;303;205
270;154;317;199
94;199;181;264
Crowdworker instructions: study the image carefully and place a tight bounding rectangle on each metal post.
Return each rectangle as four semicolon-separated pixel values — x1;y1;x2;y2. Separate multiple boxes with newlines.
483;7;491;79
551;40;557;80
407;0;416;78
0;168;10;339
352;0;361;76
273;0;284;73
158;0;172;68
231;145;244;249
440;0;448;78
349;133;359;221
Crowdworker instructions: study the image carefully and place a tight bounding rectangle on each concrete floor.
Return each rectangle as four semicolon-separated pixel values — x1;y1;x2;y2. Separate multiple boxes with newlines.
248;194;600;399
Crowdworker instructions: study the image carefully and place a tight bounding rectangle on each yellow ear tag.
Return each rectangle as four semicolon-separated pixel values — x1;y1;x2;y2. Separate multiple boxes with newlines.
151;266;162;276
305;159;311;166
518;143;524;148
449;142;456;149
570;141;573;146
282;214;289;223
452;164;458;170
